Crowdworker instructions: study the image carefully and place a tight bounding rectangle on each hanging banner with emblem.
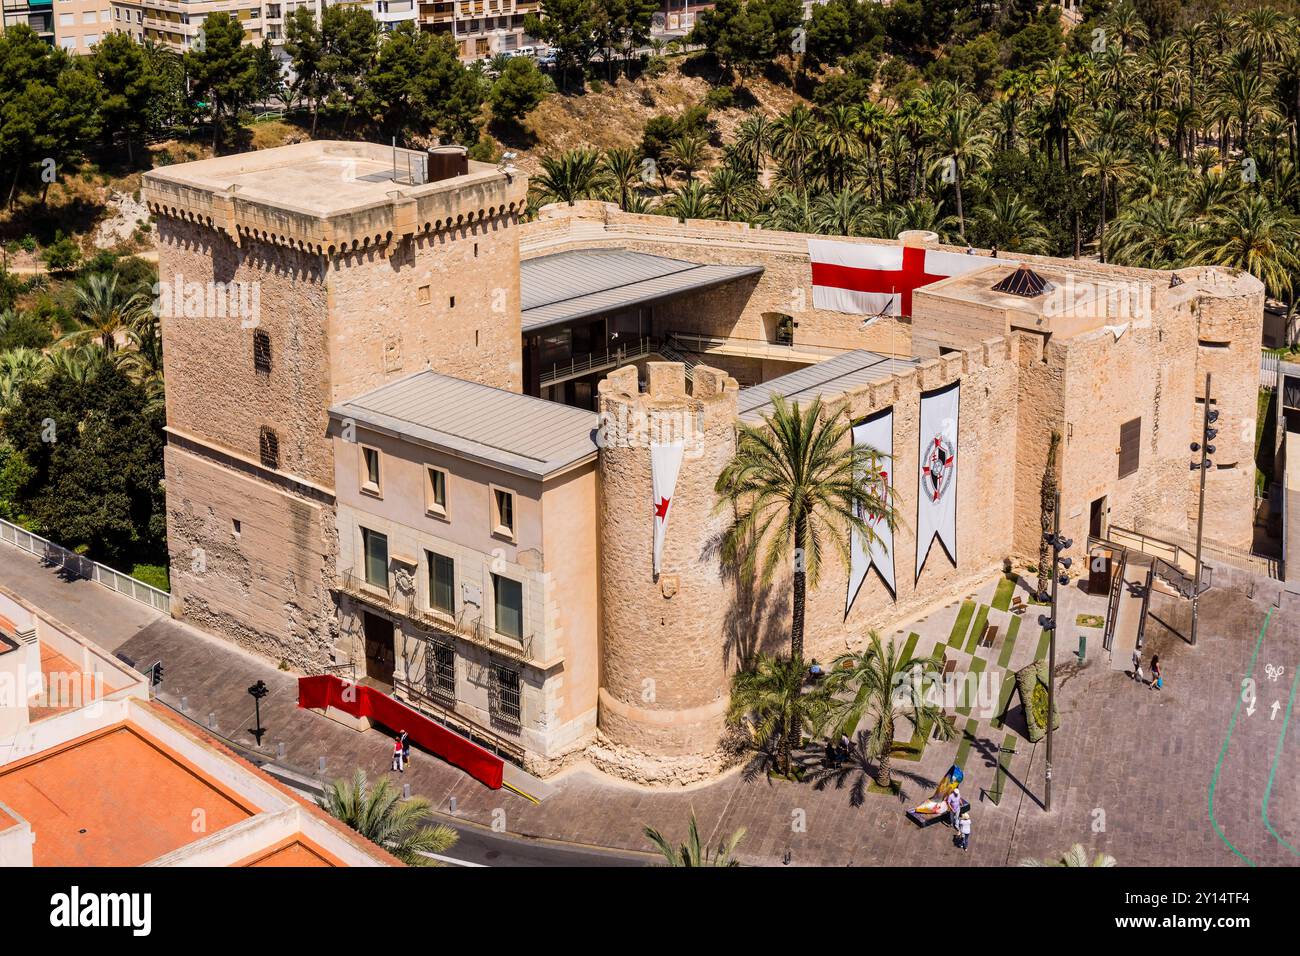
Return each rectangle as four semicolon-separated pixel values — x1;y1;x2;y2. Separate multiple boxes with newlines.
847;408;896;613
651;440;684;576
916;382;959;580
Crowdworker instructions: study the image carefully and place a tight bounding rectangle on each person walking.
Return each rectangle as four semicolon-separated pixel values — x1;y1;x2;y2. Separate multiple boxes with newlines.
958;811;971;851
392;735;404;773
1149;655;1162;690
1131;647;1144;682
946;786;963;830
400;730;411;767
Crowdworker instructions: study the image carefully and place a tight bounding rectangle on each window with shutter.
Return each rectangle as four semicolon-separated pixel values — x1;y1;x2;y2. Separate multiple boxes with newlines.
1118;418;1141;478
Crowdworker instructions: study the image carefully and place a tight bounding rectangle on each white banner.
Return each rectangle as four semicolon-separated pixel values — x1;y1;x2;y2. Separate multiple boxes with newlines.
916;382;960;579
847;409;896;613
651;440;684;576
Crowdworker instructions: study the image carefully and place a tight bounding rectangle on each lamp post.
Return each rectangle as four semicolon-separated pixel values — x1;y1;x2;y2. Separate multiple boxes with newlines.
1038;491;1072;813
1190;372;1215;647
248;680;269;746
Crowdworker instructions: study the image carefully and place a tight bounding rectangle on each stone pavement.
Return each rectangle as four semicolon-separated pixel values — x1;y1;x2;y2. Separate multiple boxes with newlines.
4;539;1297;867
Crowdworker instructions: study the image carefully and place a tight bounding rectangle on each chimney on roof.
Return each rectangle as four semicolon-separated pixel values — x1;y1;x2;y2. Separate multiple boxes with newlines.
991;263;1052;298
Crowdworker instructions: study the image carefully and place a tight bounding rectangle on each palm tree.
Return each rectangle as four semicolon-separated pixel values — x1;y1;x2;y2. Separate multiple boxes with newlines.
643;813;745;867
1078;141;1136;262
666;132;710;182
811;188;872;237
0;347;48;413
817;104;861;192
854;101;893;202
826;631;955;790
704;165;756;222
929;105;991;243
1020;844;1117;867
974;192;1051;254
600;147;641;210
1106;196;1193;267
771;105;820;194
756;189;815;233
318;769;458;866
732;114;774;182
65;272;147;351
1188;194;1300;301
727;653;833;775
532;149;605;206
662;181;713;222
714;395;897;664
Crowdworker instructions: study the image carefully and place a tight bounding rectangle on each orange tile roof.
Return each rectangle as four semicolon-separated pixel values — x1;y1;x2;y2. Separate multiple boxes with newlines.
27;646;106;722
236;834;344;867
0;722;256;866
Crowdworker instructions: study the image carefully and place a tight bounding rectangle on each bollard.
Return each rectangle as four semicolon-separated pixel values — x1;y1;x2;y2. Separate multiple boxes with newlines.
1077;635;1086;662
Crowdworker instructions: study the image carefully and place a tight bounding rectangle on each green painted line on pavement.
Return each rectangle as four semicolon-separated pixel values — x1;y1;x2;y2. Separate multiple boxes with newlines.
990;734;1017;805
954;717;977;769
997;615;1021;670
900;632;920;664
1262;643;1300;857
1034;628;1050;661
965;604;990;654
948;600;976;648
957;655;987;717
1208;607;1272;868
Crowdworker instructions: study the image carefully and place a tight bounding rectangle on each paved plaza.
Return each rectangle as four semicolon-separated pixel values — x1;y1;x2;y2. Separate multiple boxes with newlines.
4;540;1297;867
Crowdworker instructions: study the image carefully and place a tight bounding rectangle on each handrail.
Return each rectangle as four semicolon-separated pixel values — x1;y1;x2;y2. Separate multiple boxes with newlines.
0;517;170;614
538;336;659;387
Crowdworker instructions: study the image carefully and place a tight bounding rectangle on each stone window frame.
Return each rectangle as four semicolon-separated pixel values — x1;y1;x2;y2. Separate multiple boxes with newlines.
489;483;515;541
360;444;383;498
360;526;389;594
425;465;449;519
491;571;524;642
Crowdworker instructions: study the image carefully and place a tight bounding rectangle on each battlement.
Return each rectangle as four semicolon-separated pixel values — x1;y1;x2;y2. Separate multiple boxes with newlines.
144;141;529;256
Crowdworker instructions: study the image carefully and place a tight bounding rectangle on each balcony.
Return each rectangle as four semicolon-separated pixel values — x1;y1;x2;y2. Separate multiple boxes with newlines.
335;567;548;667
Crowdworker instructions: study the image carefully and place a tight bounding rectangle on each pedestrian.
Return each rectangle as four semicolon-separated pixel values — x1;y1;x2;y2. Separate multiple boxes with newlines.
392;735;404;773
1131;647;1144;682
946;786;963;830
1149;655;1162;690
958;811;972;851
400;729;410;766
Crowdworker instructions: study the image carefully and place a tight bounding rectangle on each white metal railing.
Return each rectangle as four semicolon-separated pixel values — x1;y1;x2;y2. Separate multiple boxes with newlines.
538;337;658;387
0;517;171;613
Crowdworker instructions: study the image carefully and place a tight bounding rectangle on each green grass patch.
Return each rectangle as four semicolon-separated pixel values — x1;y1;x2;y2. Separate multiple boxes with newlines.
957;656;987;717
953;718;978;770
948;600;976;647
964;604;990;654
866;779;902;797
891;737;925;761
931;641;946;662
129;563;170;591
991;576;1016;611
1075;613;1104;628
997;615;1021;669
988;734;1018;806
1034;628;1051;661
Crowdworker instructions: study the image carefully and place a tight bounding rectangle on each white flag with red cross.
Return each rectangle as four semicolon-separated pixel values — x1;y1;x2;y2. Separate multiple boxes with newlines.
651;440;684;576
808;239;999;317
847;408;896;614
916;382;960;580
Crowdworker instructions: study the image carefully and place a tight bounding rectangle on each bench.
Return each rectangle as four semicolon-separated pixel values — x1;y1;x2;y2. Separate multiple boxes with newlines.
1010;596;1026;614
979;624;999;649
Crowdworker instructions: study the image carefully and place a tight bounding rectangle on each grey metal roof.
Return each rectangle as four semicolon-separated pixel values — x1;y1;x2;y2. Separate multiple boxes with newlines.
332;371;599;480
520;249;763;332
738;350;920;423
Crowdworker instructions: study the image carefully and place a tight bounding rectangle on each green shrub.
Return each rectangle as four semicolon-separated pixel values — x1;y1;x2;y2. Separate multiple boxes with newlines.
705;86;736;110
1015;659;1060;743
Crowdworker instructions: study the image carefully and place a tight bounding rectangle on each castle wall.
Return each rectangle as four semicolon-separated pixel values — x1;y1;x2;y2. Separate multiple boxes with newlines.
164;444;337;669
327;213;524;400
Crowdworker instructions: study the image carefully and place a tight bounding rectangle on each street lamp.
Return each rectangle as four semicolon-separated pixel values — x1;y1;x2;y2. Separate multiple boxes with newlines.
1037;491;1072;812
248;680;269;746
1190;373;1215;647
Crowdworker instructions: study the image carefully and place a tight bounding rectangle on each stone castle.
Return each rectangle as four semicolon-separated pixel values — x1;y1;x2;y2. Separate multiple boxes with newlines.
143;141;1263;783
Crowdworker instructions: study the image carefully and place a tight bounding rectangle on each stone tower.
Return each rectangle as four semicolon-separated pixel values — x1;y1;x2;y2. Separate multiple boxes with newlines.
142;141;528;668
592;361;741;784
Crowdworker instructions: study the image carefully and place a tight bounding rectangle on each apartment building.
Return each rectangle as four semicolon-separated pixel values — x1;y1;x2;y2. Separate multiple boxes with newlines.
109;0;265;50
1;0;55;42
418;0;540;60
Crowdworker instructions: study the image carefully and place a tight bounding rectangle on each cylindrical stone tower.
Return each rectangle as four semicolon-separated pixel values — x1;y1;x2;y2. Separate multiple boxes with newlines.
593;361;739;785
